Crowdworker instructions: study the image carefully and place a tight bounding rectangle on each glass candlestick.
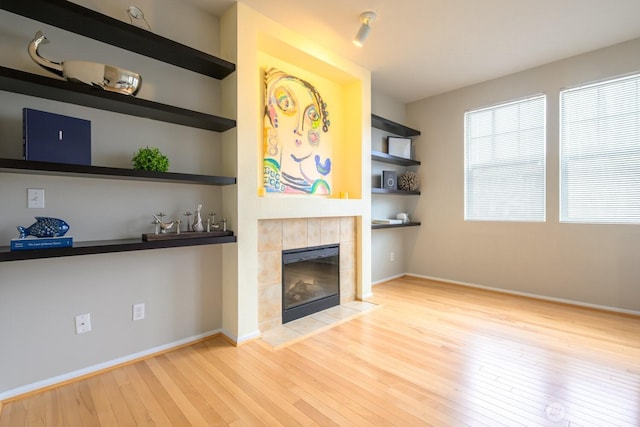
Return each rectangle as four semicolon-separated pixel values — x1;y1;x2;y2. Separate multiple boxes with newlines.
209;212;220;230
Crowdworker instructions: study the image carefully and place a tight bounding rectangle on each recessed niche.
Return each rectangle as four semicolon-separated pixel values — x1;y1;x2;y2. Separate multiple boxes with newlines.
257;35;363;200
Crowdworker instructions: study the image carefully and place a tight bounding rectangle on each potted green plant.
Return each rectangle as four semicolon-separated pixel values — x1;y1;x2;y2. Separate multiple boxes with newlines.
131;146;169;172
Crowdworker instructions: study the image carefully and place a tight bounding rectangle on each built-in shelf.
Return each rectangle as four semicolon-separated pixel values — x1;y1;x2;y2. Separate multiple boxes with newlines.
371;150;421;166
0;158;236;185
0;0;235;79
372;188;421;196
372;114;421;137
0;67;236;132
0;233;237;262
0;0;239;263
371;114;422;237
372;222;421;230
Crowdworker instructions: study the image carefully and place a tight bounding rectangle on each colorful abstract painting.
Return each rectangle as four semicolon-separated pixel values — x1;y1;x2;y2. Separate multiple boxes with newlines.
263;68;332;194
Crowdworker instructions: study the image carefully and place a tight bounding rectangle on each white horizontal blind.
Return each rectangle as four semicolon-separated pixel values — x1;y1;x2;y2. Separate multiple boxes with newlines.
560;74;640;223
464;95;546;221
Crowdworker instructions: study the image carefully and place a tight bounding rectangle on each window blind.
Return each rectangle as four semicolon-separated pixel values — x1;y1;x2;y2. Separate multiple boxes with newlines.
464;95;546;221
560;74;640;223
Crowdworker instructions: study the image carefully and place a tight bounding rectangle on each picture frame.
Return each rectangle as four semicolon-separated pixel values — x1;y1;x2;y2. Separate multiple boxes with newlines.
387;136;412;159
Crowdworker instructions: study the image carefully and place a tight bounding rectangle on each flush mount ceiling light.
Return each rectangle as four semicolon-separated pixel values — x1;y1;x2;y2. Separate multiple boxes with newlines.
353;11;377;47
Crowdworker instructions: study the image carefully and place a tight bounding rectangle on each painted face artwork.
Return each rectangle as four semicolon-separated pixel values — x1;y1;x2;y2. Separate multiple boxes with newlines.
263;68;332;194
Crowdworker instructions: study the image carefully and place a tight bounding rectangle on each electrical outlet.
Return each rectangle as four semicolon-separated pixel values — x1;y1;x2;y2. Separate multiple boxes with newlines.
390;251;395;262
75;313;91;334
27;188;45;208
133;303;145;321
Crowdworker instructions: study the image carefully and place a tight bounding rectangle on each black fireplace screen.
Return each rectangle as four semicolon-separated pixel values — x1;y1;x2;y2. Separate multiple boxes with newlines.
282;244;340;323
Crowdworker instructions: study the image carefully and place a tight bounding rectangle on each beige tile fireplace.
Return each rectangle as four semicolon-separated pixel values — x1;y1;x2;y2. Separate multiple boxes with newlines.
258;217;357;332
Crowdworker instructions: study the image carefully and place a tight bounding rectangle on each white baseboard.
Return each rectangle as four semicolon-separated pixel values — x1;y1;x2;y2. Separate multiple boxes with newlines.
0;329;221;401
407;273;640;317
221;328;261;345
372;273;407;286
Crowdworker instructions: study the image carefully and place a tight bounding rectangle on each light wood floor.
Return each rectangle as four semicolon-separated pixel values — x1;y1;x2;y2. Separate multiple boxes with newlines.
2;276;639;426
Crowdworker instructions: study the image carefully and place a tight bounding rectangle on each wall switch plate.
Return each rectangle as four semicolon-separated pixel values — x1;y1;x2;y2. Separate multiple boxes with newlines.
133;303;145;321
27;188;45;208
75;313;91;334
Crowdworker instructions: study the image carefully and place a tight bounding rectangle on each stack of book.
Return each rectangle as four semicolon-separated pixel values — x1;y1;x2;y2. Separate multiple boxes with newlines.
372;219;403;225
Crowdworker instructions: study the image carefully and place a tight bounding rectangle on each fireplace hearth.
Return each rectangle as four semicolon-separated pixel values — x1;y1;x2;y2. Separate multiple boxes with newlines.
282;244;340;323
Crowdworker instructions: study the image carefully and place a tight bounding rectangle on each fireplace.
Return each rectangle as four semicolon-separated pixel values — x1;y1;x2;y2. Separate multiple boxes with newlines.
282;244;340;323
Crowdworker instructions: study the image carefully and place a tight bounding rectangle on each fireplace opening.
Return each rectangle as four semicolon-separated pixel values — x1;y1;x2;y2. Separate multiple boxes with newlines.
282;244;340;323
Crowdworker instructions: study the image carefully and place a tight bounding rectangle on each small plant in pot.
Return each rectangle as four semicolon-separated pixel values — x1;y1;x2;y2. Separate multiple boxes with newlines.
132;146;169;172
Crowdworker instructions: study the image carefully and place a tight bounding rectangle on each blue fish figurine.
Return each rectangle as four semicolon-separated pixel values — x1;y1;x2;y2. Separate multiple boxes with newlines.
17;217;70;238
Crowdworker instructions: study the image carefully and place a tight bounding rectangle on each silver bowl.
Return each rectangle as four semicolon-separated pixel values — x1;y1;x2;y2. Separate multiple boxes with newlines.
28;30;141;96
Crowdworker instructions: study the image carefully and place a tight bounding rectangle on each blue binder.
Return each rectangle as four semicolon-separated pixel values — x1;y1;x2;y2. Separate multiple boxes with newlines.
23;108;91;165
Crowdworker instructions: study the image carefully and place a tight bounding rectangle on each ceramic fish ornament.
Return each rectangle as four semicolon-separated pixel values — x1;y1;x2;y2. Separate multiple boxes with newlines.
17;217;70;238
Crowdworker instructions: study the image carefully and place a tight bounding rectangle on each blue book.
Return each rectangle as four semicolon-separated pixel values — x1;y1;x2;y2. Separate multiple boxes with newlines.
10;236;73;251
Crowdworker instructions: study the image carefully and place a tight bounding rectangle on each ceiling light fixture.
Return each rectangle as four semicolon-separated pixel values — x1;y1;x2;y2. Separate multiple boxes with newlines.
353;11;377;47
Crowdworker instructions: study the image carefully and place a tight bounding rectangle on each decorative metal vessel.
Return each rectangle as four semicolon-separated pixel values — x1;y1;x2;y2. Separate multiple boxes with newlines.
28;30;142;96
192;204;204;232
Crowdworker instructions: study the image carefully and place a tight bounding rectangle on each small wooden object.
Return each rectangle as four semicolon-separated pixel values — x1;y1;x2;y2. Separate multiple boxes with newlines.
142;230;233;241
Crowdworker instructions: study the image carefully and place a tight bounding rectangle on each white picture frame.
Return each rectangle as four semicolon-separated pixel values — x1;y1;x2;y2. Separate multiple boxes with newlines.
387;136;412;159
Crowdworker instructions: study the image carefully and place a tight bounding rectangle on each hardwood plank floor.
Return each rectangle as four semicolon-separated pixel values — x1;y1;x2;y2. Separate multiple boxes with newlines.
2;276;639;426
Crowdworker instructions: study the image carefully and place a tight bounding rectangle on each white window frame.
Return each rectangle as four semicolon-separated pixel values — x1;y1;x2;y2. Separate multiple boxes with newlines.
560;73;640;224
464;94;547;222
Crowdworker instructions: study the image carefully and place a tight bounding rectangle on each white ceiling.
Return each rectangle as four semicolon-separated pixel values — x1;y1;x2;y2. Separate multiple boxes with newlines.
189;0;640;103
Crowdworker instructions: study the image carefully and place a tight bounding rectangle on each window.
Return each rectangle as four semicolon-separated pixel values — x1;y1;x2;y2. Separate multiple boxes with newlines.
560;74;640;223
464;95;546;221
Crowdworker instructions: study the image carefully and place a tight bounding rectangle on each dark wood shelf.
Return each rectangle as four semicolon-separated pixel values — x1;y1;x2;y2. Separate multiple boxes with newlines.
372;221;421;230
372;188;421;196
0;158;236;185
372;114;421;137
371;150;420;166
0;67;236;132
0;0;235;79
0;233;237;262
0;1;239;263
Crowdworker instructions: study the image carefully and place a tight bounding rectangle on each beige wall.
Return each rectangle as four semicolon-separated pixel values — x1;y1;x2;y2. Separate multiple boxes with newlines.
406;38;640;313
0;0;227;397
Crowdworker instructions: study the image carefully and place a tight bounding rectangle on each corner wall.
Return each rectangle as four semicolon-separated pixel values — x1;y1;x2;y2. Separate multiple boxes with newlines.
406;38;640;313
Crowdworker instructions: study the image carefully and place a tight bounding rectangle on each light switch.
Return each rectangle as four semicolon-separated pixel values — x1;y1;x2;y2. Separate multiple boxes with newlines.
27;188;45;208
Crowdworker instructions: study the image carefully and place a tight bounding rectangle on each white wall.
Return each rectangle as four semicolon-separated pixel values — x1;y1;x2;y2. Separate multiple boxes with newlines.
0;0;228;397
406;38;640;313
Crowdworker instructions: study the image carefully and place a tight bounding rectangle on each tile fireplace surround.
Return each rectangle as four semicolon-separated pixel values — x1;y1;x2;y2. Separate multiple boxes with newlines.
258;217;357;332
